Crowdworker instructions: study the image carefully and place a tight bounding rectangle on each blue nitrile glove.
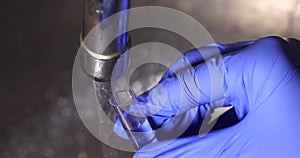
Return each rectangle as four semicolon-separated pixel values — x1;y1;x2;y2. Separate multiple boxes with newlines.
131;36;300;158
112;40;251;140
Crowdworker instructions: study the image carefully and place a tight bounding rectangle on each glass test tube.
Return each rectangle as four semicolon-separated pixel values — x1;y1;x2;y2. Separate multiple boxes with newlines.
110;89;157;150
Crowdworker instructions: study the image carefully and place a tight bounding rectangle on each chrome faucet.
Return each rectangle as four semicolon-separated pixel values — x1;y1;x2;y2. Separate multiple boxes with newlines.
81;0;130;81
80;0;157;151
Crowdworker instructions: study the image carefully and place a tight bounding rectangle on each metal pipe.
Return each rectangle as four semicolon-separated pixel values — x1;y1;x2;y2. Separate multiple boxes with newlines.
81;0;130;81
81;0;133;156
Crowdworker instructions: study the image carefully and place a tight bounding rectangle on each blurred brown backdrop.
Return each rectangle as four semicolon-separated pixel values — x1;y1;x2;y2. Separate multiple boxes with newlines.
0;0;299;158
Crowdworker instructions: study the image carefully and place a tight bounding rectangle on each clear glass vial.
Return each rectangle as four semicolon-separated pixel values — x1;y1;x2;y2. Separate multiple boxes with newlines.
110;89;157;150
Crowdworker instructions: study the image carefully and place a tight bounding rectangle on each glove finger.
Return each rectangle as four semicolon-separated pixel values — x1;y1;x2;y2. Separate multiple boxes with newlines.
128;40;259;121
130;40;256;118
130;55;229;118
161;40;255;80
153;37;296;120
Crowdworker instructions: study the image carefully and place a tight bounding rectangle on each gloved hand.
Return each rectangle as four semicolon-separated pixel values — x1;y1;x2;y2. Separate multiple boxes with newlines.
130;36;300;157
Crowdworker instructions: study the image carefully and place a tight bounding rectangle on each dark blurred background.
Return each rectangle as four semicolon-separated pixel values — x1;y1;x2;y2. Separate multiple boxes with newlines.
0;0;299;157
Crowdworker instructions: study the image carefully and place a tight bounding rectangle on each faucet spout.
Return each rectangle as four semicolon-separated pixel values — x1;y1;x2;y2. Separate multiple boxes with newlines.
81;0;130;81
80;1;158;152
